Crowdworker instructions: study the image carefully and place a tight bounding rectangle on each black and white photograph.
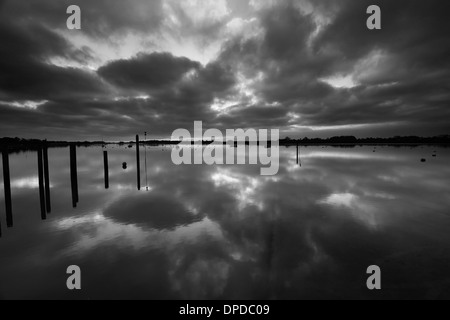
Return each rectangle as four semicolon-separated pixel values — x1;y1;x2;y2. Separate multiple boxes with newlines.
1;0;450;303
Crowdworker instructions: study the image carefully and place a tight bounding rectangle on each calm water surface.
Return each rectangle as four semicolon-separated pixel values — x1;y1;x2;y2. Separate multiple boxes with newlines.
1;145;450;299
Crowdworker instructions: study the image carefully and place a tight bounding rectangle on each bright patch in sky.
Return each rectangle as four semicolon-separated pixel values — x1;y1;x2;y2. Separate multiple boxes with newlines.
211;98;238;114
0;100;48;110
321;193;357;207
320;74;358;89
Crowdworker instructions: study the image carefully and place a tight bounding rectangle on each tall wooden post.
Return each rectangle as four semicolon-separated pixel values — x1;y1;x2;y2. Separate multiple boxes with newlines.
2;150;12;227
136;135;141;191
70;144;79;208
43;142;51;213
103;151;109;189
37;147;46;220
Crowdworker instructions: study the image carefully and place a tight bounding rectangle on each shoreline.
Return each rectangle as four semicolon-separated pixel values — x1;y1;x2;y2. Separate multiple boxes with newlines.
1;140;449;153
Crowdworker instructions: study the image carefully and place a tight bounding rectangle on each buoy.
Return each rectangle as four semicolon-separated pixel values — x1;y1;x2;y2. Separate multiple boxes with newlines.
122;162;127;169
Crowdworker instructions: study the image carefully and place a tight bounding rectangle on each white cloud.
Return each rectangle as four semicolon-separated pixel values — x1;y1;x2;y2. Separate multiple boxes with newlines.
0;100;48;110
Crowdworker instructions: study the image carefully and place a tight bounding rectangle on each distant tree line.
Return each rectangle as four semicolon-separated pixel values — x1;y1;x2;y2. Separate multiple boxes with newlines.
0;137;105;151
280;135;450;145
1;135;450;151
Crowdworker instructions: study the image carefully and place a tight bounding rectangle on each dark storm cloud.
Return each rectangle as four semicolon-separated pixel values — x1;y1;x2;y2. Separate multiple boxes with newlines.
212;1;343;132
0;12;233;139
98;53;201;92
155;60;237;111
95;53;237;136
217;2;338;100
0;19;108;102
2;0;164;37
315;0;450;77
1;0;450;139
296;1;450;129
314;0;450;130
98;52;235;97
214;0;450;136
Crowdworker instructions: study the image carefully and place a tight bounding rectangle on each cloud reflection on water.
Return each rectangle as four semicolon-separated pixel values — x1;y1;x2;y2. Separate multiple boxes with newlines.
1;146;450;299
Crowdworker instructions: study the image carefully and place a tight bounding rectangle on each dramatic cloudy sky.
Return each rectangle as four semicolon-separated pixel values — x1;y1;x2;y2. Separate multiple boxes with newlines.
0;0;449;140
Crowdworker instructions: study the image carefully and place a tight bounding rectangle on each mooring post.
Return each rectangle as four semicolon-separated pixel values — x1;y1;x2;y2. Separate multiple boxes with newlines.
2;149;12;228
103;150;109;189
43;141;51;213
70;144;79;208
136;135;141;191
37;147;46;220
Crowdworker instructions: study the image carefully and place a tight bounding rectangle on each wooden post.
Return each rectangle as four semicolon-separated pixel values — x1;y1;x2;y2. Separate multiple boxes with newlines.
298;144;301;167
37;147;46;220
70;144;79;208
136;135;141;191
43;142;51;213
296;144;299;165
103;151;109;189
2;150;12;227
